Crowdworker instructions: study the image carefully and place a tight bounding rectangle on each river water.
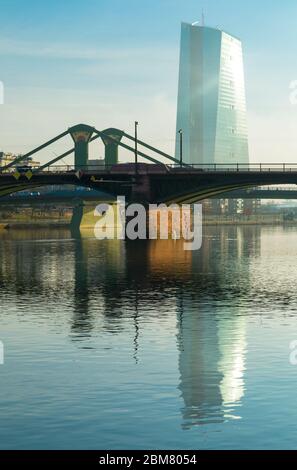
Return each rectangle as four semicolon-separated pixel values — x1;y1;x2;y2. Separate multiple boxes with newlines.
0;225;296;449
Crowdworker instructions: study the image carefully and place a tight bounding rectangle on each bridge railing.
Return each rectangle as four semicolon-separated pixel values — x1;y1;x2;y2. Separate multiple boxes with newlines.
166;163;297;172
36;163;297;173
4;162;297;174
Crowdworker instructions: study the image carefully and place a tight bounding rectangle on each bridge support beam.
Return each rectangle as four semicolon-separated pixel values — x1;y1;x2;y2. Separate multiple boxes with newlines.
101;128;124;166
70;199;122;235
70;199;191;241
69;124;94;170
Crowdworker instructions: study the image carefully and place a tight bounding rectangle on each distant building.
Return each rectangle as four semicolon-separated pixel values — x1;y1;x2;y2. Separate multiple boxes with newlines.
0;152;40;168
87;159;105;171
175;23;258;214
175;23;249;165
0;152;16;166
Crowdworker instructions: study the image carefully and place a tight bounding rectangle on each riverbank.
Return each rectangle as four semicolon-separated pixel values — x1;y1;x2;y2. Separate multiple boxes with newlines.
0;207;72;229
3;221;69;229
203;214;297;225
0;211;296;228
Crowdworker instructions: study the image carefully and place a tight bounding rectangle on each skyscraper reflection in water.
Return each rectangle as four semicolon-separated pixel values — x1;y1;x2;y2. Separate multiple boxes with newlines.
177;226;260;428
70;227;260;427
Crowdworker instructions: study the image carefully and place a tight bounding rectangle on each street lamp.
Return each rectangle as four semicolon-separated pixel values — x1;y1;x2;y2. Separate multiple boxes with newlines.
178;129;183;166
135;121;139;174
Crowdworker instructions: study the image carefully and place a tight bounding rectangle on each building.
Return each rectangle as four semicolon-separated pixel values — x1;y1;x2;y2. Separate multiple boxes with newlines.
175;23;259;215
0;152;16;166
175;23;249;166
0;152;40;168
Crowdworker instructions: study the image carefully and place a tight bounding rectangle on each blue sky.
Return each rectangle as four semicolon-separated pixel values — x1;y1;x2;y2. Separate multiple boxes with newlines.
1;0;297;163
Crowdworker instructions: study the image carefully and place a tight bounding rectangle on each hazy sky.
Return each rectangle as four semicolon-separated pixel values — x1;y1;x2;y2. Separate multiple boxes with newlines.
1;0;297;164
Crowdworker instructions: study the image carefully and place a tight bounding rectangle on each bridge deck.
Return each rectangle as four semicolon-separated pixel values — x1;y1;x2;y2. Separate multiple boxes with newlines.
1;164;297;204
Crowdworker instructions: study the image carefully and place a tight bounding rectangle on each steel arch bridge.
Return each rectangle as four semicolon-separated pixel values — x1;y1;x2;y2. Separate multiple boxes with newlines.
2;123;297;204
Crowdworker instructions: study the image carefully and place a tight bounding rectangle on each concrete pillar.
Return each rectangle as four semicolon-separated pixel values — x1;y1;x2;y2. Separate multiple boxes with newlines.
101;128;124;166
70;199;122;236
69;124;94;170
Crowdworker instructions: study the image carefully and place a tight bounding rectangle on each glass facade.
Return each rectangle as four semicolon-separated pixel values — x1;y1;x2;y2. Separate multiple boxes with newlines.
175;24;249;165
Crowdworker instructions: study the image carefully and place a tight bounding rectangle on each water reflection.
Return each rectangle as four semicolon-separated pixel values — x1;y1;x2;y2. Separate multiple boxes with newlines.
176;226;259;428
72;238;92;336
0;226;261;430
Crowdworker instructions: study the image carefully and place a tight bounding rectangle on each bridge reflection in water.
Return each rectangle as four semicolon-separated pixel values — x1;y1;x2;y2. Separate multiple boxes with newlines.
0;226;261;429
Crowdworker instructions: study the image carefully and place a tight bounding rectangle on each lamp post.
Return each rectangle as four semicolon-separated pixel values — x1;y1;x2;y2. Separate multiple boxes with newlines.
135;121;139;174
178;129;183;167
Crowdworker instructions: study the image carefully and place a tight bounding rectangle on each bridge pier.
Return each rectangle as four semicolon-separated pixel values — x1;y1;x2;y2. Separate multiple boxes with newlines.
101;128;124;166
130;174;153;203
69;124;94;170
70;199;193;241
70;199;122;236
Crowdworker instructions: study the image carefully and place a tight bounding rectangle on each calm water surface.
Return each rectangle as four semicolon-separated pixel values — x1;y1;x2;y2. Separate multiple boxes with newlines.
0;225;297;449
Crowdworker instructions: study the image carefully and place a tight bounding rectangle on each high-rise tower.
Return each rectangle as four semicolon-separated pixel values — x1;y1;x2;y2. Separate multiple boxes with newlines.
175;23;249;165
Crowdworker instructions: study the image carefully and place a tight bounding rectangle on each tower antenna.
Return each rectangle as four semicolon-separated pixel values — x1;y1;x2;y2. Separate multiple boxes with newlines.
201;8;205;26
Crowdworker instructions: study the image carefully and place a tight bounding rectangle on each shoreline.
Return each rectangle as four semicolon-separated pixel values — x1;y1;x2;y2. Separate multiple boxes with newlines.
0;217;296;229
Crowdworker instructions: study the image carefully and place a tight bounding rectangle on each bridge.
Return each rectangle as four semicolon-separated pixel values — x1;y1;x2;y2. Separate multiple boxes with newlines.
2;187;297;207
2;123;297;205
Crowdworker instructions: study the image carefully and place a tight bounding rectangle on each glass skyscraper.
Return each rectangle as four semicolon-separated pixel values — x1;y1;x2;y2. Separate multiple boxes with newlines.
175;23;249;165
